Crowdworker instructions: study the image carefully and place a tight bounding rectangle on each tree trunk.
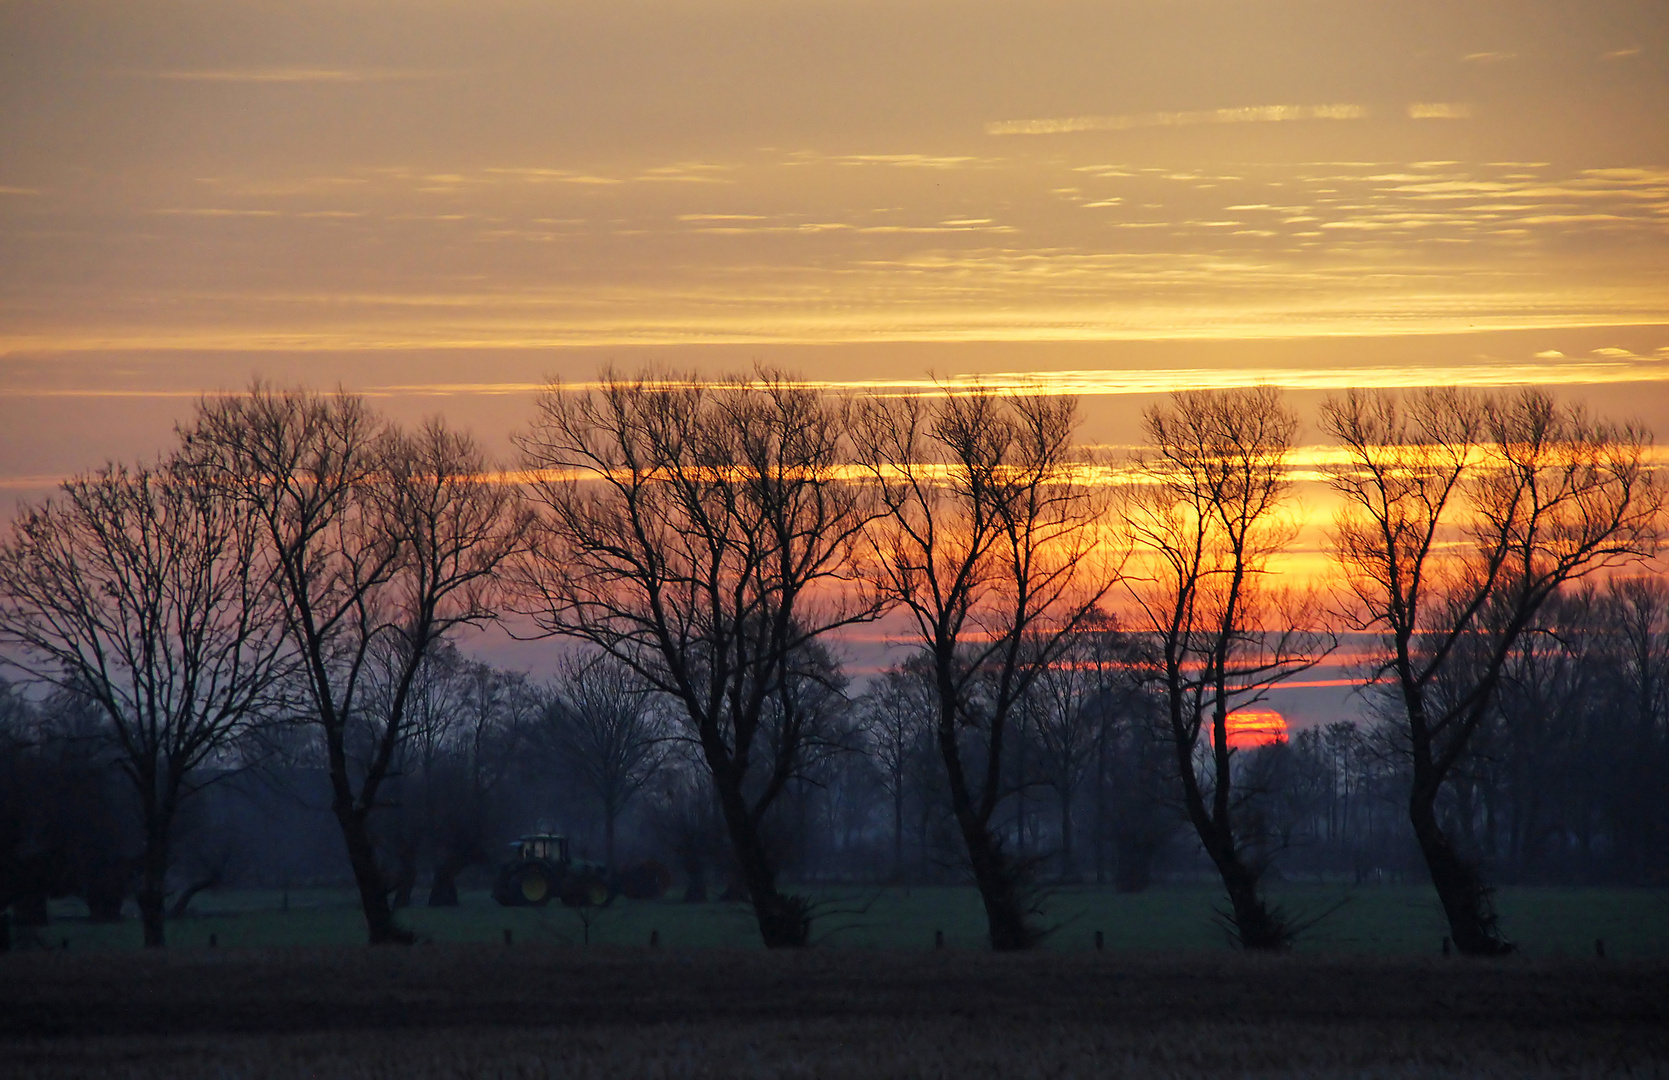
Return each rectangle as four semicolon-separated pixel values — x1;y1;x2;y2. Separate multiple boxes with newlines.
1093;731;1107;886
1175;716;1287;948
956;806;1034;950
1058;789;1075;880
1014;730;1028;862
892;787;904;883
937;697;1037;951
135;857;167;949
427;859;462;907
337;808;412;945
133;776;177;948
735;832;809;947
389;849;417;911
85;860;128;923
1410;784;1514;956
714;780;808;947
1213;845;1284;950
1113;828;1154;893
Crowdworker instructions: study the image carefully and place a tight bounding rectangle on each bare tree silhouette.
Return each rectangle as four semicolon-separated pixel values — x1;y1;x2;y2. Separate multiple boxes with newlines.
1323;386;1662;954
186;386;522;944
513;369;881;947
0;457;286;946
1123;387;1331;949
854;387;1119;950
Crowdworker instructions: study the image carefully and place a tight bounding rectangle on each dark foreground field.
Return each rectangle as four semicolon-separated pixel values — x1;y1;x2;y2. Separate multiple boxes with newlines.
4;947;1667;1079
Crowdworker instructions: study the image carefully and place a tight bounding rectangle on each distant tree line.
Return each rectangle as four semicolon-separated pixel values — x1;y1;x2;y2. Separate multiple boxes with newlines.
0;374;1661;955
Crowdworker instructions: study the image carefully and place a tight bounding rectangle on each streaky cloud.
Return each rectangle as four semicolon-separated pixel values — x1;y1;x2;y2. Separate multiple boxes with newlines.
135;68;450;84
986;103;1366;137
1408;103;1473;119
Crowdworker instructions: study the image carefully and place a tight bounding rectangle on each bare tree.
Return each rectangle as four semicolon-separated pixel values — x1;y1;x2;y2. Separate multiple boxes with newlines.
1322;386;1661;954
645;759;730;903
1049;616;1169;891
858;659;934;882
1123;387;1330;949
186;387;522;944
0;684;131;929
854;388;1118;950
440;658;540;905
513;369;880;947
539;652;667;868
1602;576;1669;879
0;458;285;946
388;644;538;907
1027;614;1119;881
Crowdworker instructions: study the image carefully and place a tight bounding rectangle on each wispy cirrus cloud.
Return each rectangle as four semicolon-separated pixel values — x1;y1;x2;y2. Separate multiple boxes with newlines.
779;152;1001;171
482;167;623;185
108;352;1669;399
132;67;451;84
635;162;737;184
153;207;281;217
23;350;1667;400
12;157;1666;358
1408;103;1472;119
986;103;1366;137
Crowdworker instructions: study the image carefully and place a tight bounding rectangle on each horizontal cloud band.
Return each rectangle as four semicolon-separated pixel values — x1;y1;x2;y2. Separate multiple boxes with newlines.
986;103;1368;136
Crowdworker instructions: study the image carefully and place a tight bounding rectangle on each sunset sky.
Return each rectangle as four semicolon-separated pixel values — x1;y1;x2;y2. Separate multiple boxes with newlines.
2;0;1666;718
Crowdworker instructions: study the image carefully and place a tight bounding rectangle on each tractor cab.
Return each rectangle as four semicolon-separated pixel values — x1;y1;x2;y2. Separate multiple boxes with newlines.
514;834;570;865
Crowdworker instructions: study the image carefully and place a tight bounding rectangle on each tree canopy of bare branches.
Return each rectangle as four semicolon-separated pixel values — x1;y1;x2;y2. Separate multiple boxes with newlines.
854;388;1119;950
513;369;880;947
858;658;936;883
1123;386;1331;949
185;385;522;944
1026;611;1126;882
539;652;667;869
1322;385;1662;955
0;458;287;946
389;643;539;907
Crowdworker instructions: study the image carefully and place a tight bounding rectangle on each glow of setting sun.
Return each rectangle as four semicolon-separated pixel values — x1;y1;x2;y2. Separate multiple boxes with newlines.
1222;709;1290;749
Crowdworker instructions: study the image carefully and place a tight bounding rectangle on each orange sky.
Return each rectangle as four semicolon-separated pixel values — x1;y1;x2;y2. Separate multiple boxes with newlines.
2;0;1665;724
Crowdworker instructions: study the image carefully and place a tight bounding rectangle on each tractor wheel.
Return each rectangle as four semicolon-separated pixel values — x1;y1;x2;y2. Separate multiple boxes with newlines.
518;866;552;906
586;879;613;908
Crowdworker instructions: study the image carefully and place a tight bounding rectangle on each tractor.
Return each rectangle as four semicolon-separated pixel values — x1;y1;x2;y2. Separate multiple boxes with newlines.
491;834;613;908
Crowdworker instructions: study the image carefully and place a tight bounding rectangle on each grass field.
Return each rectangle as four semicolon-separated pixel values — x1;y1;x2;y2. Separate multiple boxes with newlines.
5;946;1667;1078
15;883;1669;957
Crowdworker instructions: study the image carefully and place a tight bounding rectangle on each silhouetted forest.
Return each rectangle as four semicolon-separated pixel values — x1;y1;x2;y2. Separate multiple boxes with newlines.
1;374;1663;954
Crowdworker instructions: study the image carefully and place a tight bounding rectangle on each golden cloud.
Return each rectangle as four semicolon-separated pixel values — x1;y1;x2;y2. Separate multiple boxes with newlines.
986;104;1366;136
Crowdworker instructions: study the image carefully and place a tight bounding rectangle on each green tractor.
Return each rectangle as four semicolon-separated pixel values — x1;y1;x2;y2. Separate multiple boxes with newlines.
492;834;613;908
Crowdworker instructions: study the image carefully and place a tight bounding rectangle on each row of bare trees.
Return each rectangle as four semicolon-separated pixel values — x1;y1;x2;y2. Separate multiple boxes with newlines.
1;372;1660;954
0;391;524;945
